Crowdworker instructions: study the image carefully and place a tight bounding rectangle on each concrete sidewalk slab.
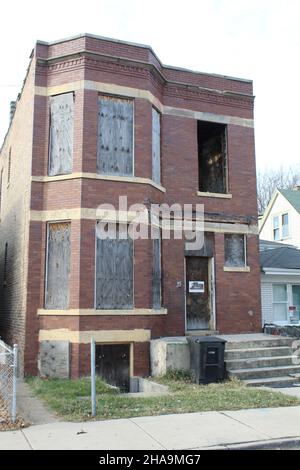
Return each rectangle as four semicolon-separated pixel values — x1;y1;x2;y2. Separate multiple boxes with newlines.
22;419;164;450
131;411;268;449
2;406;300;450
223;406;300;439
268;386;300;399
0;430;31;450
17;380;58;425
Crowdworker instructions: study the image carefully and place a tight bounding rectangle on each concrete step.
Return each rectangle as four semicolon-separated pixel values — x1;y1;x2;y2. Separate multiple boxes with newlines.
225;337;295;350
244;376;300;388
228;365;300;380
226;355;297;370
225;346;293;360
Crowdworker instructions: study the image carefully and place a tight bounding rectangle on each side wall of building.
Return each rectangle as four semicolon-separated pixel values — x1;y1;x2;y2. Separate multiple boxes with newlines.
0;59;35;372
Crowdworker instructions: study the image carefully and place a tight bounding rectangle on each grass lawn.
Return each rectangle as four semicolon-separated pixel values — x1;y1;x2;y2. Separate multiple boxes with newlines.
26;373;300;422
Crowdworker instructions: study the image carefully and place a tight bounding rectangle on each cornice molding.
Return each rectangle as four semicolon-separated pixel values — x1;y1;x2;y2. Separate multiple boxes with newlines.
35;50;254;108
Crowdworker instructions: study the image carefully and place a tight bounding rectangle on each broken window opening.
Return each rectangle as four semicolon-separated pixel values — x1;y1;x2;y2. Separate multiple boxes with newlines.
224;234;246;268
198;121;227;194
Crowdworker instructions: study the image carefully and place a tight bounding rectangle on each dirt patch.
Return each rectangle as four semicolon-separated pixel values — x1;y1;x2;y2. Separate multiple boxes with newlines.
0;396;28;431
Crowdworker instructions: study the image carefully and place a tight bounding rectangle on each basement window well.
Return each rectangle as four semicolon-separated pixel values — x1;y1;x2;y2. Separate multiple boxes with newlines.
198;121;227;194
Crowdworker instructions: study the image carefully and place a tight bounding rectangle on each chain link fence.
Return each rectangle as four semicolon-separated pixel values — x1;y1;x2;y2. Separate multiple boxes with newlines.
0;339;18;424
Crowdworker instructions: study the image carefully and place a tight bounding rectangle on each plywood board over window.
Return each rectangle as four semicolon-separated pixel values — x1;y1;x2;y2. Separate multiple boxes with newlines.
152;231;162;309
49;93;74;176
224;234;246;268
97;95;133;176
96;223;133;309
152;107;161;184
45;222;71;309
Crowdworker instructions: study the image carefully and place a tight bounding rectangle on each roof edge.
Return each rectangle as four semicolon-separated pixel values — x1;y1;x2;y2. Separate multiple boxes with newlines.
36;33;253;84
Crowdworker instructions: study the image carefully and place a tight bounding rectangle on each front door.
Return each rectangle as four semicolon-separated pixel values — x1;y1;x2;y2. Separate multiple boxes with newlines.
95;344;130;392
186;257;211;330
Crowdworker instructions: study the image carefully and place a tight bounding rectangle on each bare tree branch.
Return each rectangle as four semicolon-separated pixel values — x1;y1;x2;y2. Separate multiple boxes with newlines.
257;166;300;215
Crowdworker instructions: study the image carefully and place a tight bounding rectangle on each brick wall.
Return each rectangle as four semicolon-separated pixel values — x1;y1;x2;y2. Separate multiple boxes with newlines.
0;58;36;373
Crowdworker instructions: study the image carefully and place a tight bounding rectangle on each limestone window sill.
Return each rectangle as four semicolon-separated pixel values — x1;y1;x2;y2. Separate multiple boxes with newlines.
197;191;232;199
38;308;168;316
223;266;250;272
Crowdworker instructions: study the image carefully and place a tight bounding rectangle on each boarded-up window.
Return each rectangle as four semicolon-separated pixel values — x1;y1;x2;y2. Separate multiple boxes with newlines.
49;93;74;176
152;108;161;184
224;234;246;268
45;222;71;309
96;223;133;309
7;148;11;184
3;242;8;287
198;121;227;193
97;96;133;176
0;169;3;215
152;231;162;309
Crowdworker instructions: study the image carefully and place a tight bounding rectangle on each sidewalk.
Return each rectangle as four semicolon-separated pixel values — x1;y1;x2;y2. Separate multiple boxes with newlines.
1;405;300;450
16;380;59;426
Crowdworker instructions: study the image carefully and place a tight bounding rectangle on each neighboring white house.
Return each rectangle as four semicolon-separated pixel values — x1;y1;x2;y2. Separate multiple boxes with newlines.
259;188;300;247
260;240;300;326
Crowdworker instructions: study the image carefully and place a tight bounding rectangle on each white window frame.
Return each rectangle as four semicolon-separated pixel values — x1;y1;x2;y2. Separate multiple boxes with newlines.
272;282;300;325
272;212;290;241
281;213;289;239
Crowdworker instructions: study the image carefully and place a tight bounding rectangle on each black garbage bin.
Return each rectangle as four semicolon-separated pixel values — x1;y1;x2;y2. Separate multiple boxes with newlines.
187;336;227;384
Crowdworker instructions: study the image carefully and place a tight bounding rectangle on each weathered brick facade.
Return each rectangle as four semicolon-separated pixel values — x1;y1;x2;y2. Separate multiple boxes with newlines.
0;34;261;379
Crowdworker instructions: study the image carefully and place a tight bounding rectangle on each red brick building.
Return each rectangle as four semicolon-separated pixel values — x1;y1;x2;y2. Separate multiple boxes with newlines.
0;34;261;385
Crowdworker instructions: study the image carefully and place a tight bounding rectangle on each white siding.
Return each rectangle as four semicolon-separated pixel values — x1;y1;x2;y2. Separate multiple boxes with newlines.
260;192;300;247
261;279;273;325
261;273;300;325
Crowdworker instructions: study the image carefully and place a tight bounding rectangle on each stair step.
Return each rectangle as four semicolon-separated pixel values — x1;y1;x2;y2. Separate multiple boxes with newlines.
228;365;300;380
244;376;300;388
225;337;295;350
226;355;297;370
225;346;293;360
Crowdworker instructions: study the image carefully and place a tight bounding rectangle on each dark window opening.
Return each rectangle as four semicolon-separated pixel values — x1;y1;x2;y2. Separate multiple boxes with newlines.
224;234;246;268
198;121;227;193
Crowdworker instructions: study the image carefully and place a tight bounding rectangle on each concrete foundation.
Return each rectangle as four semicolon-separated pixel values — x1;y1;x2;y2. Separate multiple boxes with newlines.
150;337;190;376
38;340;70;378
129;377;169;395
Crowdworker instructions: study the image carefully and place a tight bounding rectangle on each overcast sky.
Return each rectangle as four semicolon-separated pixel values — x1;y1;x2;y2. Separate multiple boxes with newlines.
0;0;299;170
